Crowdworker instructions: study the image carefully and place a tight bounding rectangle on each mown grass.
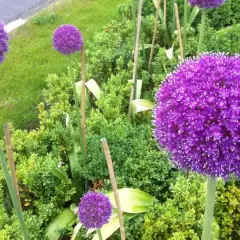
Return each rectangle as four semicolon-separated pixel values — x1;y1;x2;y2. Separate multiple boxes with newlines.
0;0;127;136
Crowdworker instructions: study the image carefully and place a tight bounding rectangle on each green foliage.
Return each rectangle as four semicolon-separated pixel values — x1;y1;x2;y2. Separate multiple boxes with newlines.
32;13;58;25
0;0;128;137
142;174;220;240
208;24;240;54
151;47;178;92
215;180;240;239
207;0;240;29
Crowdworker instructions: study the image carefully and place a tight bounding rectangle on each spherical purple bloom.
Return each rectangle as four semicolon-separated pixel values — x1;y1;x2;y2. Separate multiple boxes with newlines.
53;24;83;55
153;53;240;179
0;21;9;64
78;192;112;229
188;0;225;8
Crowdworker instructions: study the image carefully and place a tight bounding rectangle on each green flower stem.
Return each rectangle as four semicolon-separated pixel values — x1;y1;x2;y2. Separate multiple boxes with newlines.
97;229;103;240
197;9;207;55
201;177;217;240
69;57;84;154
183;0;188;58
132;0;137;43
0;149;29;240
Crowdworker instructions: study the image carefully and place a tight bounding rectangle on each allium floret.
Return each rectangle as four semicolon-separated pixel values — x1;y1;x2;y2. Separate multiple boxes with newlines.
78;191;112;229
0;21;9;64
153;53;240;179
53;24;83;55
188;0;225;8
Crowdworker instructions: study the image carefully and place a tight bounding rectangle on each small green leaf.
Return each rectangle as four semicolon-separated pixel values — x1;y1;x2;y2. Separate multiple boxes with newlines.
131;99;154;116
44;208;77;240
106;188;154;213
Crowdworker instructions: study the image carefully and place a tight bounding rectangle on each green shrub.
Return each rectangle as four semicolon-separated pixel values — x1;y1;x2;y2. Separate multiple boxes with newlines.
215;180;240;239
208;24;240;54
32;13;58;25
207;0;240;29
142;174;220;240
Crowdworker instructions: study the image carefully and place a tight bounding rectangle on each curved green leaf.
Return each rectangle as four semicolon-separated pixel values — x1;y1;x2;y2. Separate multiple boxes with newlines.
188;6;199;26
152;0;164;23
44;208;76;240
131;99;154;116
71;222;82;240
128;79;142;99
106;188;154;213
86;79;102;100
75;79;101;100
165;45;174;60
91;213;136;240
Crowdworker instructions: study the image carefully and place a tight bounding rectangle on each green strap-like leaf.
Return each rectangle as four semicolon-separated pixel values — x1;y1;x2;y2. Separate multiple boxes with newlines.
128;79;142;99
165;45;174;60
91;213;136;240
152;0;164;23
86;79;102;100
71;222;82;240
0;149;29;239
188;6;199;26
44;208;77;239
75;79;102;100
106;188;154;213
131;99;154;116
51;167;69;182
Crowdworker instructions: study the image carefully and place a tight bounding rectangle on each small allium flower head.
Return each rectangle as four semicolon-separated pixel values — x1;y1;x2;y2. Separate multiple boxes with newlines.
78;192;112;229
0;21;9;64
153;53;240;179
53;24;83;55
188;0;225;8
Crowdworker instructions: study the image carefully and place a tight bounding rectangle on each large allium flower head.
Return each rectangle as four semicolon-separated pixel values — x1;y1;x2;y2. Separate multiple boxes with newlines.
188;0;225;8
53;24;83;55
0;21;9;64
78;192;112;229
153;53;240;179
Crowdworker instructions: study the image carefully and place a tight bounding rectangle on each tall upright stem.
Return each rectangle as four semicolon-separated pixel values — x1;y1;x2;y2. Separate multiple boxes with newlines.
128;0;143;118
0;149;29;239
4;124;22;210
80;44;87;160
132;0;137;42
69;57;84;154
201;177;217;240
149;0;161;71
174;3;184;62
183;0;188;58
197;9;207;55
101;139;126;240
163;0;167;29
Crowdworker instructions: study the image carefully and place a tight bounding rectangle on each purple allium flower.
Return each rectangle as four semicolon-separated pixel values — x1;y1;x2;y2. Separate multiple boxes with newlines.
0;21;9;64
153;53;240;179
53;24;83;55
188;0;225;8
78;192;112;229
0;54;4;64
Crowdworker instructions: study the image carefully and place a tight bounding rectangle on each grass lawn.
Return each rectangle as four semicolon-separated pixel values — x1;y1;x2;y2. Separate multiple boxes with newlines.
0;0;127;136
